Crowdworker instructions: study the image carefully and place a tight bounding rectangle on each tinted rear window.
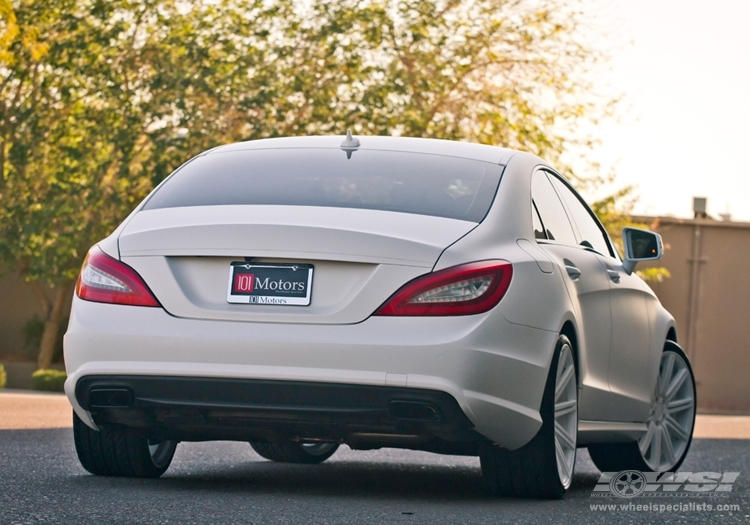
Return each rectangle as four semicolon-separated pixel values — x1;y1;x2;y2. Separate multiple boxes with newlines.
143;149;503;222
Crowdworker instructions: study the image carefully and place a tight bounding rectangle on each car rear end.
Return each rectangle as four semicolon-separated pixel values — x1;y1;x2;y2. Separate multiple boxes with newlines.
64;136;552;454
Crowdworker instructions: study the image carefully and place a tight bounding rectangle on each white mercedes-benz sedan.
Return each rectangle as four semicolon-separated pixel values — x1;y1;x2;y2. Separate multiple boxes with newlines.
64;134;696;498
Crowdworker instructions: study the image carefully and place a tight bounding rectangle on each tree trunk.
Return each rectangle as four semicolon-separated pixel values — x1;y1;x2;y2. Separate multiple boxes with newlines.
36;281;74;370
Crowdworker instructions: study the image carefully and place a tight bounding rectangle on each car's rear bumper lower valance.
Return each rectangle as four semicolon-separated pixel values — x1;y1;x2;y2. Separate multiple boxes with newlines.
75;375;485;454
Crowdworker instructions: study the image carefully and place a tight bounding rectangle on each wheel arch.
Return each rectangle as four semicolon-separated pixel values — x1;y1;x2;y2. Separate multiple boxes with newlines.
666;326;678;343
559;320;580;387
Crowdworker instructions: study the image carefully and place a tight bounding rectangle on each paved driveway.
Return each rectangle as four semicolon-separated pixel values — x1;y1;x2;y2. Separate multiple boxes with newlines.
1;391;748;524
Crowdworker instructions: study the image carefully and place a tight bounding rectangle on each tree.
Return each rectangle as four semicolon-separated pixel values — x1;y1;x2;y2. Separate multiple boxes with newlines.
1;0;619;369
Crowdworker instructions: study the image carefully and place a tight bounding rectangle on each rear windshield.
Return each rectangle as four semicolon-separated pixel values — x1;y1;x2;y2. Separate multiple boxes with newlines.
143;148;503;222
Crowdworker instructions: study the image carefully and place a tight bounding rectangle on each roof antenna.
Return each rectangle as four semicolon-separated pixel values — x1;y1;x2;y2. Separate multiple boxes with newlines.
340;129;360;159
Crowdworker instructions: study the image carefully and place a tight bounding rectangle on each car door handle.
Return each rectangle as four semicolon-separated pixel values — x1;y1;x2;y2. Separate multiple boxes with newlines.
606;269;621;283
564;263;581;280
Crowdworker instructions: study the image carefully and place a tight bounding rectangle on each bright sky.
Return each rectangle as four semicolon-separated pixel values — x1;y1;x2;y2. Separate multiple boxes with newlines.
588;0;750;222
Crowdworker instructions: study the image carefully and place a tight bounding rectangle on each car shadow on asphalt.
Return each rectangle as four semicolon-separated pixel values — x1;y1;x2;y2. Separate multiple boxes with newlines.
63;441;605;503
3;429;742;505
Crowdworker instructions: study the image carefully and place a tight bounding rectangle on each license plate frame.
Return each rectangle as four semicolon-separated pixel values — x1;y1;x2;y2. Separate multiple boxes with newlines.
226;262;314;306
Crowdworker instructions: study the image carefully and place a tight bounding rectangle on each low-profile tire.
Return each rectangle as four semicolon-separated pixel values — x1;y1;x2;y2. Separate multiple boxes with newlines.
250;441;339;464
73;411;177;478
588;341;696;473
480;334;578;499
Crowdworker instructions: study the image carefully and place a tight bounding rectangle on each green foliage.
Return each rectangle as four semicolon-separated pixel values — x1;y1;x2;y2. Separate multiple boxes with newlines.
0;364;6;388
0;0;622;307
22;314;67;362
30;369;67;392
636;267;671;283
588;177;670;282
590;186;639;254
20;315;44;359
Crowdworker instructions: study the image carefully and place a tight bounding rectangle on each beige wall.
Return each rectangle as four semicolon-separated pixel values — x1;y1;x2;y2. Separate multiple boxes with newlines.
640;217;750;413
0;271;72;360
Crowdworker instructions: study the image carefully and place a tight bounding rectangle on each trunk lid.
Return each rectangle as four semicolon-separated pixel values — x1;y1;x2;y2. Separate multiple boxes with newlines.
118;205;476;324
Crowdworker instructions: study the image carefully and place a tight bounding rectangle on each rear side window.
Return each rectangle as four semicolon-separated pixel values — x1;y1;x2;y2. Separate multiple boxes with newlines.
548;175;614;258
532;201;546;240
531;171;577;246
144;149;504;223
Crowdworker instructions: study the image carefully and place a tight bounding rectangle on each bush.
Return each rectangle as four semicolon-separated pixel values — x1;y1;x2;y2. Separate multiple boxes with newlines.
31;369;67;392
0;364;6;388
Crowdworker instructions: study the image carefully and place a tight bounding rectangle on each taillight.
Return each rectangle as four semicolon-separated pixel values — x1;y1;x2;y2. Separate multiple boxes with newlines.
375;260;512;316
75;247;161;307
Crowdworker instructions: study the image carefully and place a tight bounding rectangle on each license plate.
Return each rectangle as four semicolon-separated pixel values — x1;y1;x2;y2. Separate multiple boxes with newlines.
227;262;313;306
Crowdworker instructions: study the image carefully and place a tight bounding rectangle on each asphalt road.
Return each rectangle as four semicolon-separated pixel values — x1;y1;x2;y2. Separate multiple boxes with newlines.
1;424;748;525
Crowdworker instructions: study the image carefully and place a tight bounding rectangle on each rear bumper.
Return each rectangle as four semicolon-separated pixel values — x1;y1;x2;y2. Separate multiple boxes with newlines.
64;296;557;450
74;375;482;453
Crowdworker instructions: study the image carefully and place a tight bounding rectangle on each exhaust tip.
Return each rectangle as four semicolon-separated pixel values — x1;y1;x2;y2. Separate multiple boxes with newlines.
389;400;442;421
89;388;133;408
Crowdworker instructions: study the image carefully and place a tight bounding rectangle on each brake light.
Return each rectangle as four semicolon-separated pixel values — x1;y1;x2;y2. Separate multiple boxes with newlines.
75;247;161;307
375;260;512;316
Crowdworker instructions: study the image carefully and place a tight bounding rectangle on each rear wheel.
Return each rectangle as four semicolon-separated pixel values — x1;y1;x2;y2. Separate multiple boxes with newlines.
250;441;339;464
588;342;696;473
480;335;578;498
73;412;177;478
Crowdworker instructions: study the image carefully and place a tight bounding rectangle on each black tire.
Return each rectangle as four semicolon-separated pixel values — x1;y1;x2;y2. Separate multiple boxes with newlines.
588;341;696;473
73;411;177;478
250;441;339;464
480;335;577;499
587;442;650;474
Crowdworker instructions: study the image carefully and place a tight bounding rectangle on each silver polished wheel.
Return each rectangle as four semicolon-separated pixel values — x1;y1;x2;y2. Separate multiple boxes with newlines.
148;439;178;468
638;350;696;471
480;334;577;498
554;343;577;488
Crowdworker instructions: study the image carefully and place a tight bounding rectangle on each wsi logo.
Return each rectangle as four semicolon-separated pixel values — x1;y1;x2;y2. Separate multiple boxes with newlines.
609;470;647;498
592;471;740;498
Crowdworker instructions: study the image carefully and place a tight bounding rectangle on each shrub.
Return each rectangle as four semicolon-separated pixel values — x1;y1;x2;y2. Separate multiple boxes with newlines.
31;369;67;392
0;364;6;388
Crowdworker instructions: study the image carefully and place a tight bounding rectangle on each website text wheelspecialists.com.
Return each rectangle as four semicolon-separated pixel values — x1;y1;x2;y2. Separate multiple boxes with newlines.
590;502;741;513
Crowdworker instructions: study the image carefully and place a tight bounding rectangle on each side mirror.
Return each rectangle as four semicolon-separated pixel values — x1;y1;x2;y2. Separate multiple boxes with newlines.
621;227;663;275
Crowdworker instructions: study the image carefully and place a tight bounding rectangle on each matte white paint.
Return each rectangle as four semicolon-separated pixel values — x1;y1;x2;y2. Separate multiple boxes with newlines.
64;136;679;452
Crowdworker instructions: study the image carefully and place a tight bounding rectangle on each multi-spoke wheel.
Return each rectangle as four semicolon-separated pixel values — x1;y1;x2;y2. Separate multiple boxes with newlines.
554;343;578;487
588;341;696;473
480;334;578;499
250;441;339;464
